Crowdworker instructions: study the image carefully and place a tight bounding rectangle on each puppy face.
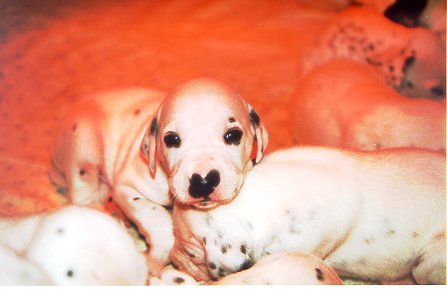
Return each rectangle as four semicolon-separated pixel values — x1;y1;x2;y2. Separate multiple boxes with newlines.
141;79;268;209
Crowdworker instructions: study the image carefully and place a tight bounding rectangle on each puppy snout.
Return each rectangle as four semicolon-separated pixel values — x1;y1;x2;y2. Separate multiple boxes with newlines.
188;169;220;199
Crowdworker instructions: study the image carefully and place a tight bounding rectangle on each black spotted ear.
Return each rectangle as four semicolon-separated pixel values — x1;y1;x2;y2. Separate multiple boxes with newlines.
141;114;159;178
247;104;268;165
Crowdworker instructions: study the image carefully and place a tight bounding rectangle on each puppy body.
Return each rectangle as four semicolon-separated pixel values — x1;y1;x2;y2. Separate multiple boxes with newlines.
171;146;446;284
50;88;173;271
0;206;147;285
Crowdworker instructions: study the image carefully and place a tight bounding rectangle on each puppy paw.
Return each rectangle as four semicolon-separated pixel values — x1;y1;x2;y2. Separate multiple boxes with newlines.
204;234;253;280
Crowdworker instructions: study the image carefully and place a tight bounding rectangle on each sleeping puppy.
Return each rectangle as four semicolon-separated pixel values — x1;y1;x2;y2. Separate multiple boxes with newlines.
300;6;445;100
50;78;268;274
293;59;445;151
171;146;446;284
0;206;147;285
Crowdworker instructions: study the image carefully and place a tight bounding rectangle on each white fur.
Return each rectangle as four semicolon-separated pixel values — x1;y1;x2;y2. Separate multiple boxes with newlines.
214;252;343;285
171;146;446;284
0;206;147;285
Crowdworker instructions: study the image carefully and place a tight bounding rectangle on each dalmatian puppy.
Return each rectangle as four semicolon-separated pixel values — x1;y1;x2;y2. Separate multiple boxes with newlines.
171;146;446;284
50;78;268;274
301;6;445;99
0;206;147;285
293;59;445;151
293;4;445;151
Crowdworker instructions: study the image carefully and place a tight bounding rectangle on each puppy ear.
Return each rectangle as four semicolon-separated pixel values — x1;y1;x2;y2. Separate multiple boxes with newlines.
141;115;159;178
247;104;268;165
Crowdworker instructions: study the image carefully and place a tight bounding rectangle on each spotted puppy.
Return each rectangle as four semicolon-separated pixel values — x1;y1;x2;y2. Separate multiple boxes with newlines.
0;206;147;285
301;6;445;99
50;78;268;274
171;146;446;284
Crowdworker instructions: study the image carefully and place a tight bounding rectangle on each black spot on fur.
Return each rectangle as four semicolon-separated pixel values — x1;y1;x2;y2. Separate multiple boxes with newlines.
249;109;260;127
221;244;232;254
108;196;113;203
218;267;226;277
402;55;416;73
205;213;212;226
240;259;254;271
387;229;396;236
56;187;67;195
79;169;85;176
133;197;140;201
366;57;382;66
240;245;247;254
173;277;185;284
209;262;217;270
315;268;324;281
150;117;159;137
364;237;375;244
430;85;445;97
290;226;299;234
66;270;74;278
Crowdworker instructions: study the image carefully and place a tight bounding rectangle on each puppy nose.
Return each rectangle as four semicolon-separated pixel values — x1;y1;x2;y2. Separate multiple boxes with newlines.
188;169;220;199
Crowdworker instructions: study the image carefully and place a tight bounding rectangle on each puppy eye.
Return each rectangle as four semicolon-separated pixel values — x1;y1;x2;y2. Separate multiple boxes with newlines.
164;132;181;148
224;128;243;145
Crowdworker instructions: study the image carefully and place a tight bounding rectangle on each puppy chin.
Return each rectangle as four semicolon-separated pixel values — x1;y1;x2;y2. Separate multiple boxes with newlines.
171;190;234;211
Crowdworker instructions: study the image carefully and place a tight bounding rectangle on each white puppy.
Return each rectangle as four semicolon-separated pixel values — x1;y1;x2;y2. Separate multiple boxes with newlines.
0;206;147;285
50;78;268;273
171;146;446;284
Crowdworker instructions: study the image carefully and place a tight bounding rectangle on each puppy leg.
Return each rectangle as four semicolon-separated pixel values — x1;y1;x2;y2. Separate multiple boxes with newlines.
412;232;446;284
214;252;343;285
65;119;104;206
114;185;174;276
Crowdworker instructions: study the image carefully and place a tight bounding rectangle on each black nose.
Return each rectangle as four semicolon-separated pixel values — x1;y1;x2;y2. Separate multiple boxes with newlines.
188;170;220;199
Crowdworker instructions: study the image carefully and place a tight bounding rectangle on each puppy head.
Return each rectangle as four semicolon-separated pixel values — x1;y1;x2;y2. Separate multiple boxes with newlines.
398;28;446;99
141;78;268;209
